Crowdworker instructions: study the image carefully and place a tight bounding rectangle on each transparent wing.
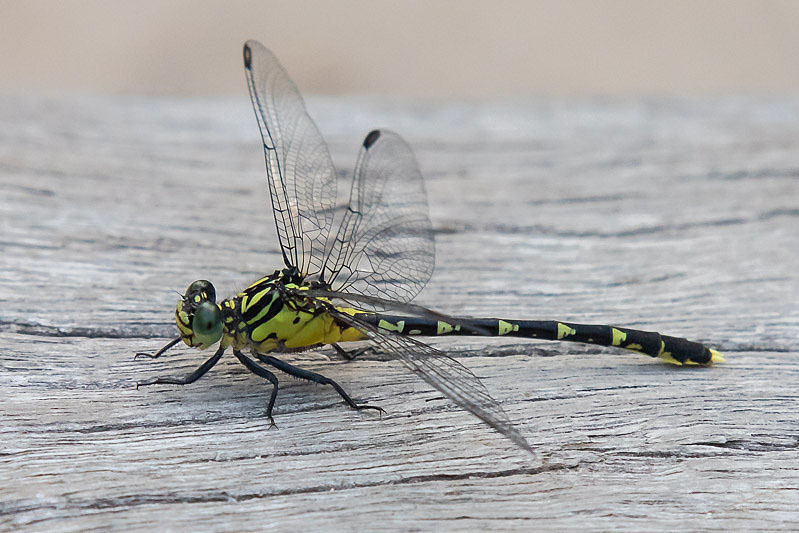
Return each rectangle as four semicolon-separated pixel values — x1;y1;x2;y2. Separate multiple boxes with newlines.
321;130;434;306
243;40;336;275
327;307;534;454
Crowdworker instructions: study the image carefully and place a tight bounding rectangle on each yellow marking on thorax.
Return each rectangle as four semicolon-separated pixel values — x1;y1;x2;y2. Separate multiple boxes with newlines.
234;322;249;349
330;307;370;342
249;303;370;352
241;288;271;314
244;275;272;291
250;307;316;345
249;293;280;324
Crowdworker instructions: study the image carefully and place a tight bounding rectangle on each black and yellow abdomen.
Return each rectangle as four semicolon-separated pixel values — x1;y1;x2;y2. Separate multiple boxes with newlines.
351;313;724;366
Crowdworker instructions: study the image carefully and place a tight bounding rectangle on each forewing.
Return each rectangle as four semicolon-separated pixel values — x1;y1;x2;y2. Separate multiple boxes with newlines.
327;307;534;454
243;40;336;275
322;130;434;306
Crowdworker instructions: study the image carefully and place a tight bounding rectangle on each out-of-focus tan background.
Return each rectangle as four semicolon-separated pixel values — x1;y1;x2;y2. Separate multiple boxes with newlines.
2;0;799;96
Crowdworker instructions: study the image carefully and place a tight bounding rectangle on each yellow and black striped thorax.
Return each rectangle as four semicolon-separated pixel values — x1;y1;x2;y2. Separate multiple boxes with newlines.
222;268;354;353
174;268;368;354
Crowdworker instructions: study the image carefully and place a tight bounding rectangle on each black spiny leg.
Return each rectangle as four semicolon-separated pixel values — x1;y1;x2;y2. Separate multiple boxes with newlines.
256;353;384;414
233;350;279;428
137;346;225;388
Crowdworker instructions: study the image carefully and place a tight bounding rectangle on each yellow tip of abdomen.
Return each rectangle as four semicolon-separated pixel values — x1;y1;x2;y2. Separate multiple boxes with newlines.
709;349;725;364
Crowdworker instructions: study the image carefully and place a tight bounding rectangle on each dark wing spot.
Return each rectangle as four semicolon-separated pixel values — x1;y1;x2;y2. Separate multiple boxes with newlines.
363;130;381;149
243;44;252;69
293;316;300;324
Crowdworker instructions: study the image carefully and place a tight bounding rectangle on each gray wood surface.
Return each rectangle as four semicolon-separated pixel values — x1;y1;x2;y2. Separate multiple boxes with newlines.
1;93;798;531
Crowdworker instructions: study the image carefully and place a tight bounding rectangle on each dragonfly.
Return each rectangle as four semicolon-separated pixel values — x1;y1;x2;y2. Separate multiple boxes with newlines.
137;40;724;455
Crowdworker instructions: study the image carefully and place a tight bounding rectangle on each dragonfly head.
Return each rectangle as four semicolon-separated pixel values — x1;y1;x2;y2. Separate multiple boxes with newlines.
175;280;224;349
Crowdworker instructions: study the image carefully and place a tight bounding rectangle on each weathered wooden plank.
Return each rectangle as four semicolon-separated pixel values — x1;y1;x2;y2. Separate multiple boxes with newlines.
1;94;798;531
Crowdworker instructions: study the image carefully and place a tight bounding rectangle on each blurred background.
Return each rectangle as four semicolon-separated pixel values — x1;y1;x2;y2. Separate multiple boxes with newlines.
2;0;799;97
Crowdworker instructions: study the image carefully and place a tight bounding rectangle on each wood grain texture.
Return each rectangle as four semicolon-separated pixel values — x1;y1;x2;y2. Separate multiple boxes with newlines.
1;94;798;531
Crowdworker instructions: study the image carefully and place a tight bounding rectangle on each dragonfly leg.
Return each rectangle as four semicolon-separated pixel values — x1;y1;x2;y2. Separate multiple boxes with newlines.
233;350;279;428
136;346;225;388
331;343;375;361
134;336;182;360
255;353;384;414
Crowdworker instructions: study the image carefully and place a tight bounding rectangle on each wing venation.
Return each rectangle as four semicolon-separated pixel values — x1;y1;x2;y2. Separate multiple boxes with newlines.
244;40;337;275
327;307;534;454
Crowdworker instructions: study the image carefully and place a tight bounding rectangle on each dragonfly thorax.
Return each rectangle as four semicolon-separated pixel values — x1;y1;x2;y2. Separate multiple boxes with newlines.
209;269;363;354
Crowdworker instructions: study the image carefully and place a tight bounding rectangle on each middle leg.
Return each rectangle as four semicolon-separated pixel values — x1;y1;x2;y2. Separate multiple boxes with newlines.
233;350;280;428
331;343;375;361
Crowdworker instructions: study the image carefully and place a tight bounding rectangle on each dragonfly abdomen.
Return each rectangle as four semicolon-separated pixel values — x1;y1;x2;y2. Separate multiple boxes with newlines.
355;313;723;366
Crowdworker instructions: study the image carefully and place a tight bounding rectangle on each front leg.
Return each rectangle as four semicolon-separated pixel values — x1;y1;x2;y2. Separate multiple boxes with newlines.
134;337;182;360
137;346;225;388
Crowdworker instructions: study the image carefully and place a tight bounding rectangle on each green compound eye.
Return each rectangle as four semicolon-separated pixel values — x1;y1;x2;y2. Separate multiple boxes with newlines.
192;301;223;347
